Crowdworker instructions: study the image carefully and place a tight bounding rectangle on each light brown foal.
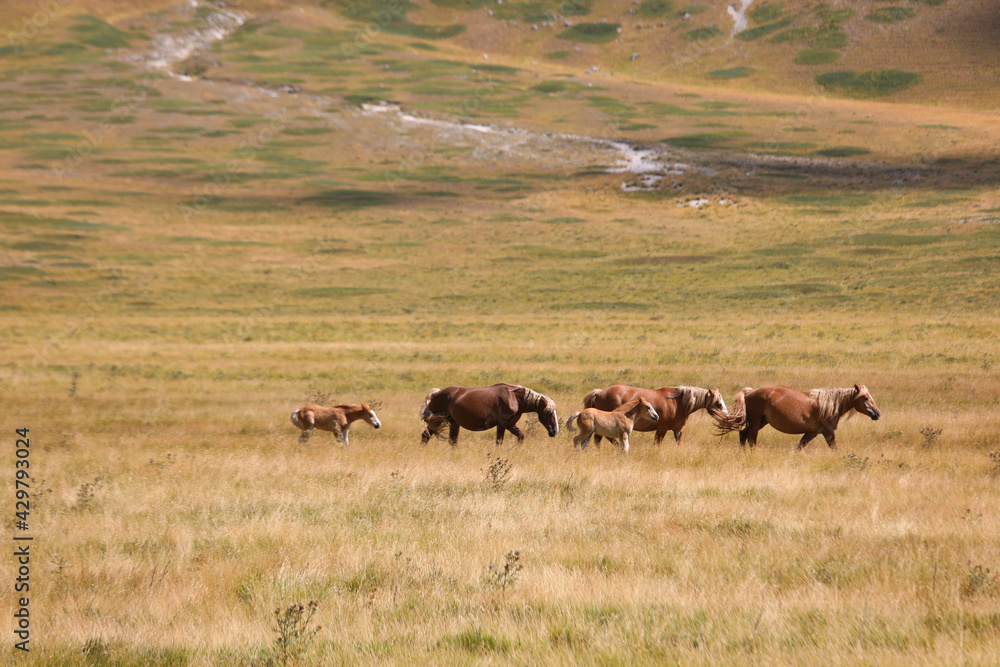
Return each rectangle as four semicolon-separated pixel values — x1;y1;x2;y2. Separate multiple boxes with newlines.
291;403;381;445
565;397;659;453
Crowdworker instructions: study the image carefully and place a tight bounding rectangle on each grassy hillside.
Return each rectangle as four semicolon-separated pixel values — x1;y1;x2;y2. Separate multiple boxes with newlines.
1;0;999;664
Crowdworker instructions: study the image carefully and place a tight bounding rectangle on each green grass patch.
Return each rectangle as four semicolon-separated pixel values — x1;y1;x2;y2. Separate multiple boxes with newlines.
750;2;785;23
783;194;875;208
814;146;871;158
795;49;839;65
847;233;943;247
492;1;557;22
771;26;821;43
587;95;634;115
636;0;677;18
296;286;391;299
618;122;657;131
735;17;793;40
815;70;921;97
70;15;133;49
744;141;816;154
867;7;916;23
0;266;45;280
544;50;572;59
558;23;621;43
707;67;754;79
814;29;849;49
664;131;751;149
300;189;399;210
561;1;594;16
682;27;722;41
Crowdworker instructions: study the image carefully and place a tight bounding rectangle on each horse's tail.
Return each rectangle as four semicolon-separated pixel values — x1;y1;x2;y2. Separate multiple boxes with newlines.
583;388;602;409
714;388;751;435
420;388;442;421
566;412;581;432
292;407;316;431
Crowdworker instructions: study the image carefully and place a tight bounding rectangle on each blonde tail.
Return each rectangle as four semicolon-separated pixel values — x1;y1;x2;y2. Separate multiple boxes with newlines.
715;388;751;435
566;412;581;432
583;388;602;409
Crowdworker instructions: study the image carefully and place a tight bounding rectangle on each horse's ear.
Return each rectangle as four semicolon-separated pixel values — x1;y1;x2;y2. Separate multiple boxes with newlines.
853;384;860;394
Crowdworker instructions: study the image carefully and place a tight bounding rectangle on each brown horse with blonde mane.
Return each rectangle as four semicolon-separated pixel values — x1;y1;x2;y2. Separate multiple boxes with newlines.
566;397;659;453
715;385;881;449
583;384;729;446
291;402;382;445
419;383;559;446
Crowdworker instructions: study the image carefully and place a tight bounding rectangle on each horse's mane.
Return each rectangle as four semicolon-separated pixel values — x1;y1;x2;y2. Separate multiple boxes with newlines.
517;386;556;414
808;388;856;428
672;386;700;414
670;386;723;417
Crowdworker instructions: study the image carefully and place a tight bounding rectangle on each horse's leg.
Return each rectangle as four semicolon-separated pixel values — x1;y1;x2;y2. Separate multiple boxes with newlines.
621;432;630;453
448;419;461;447
673;428;683;445
506;424;525;445
341;423;351;447
299;411;315;443
796;432;818;451
594;434;603;446
822;430;837;450
653;427;666;446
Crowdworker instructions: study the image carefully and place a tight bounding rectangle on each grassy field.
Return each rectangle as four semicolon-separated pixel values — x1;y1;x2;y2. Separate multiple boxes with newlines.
2;0;1000;664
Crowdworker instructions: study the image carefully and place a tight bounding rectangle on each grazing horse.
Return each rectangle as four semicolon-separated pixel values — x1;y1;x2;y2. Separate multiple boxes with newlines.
715;385;881;450
291;403;381;445
419;383;559;446
583;385;729;446
566;397;659;453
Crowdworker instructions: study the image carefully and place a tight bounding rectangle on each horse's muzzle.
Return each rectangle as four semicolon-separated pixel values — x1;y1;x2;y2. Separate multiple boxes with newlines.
548;427;558;437
869;409;881;421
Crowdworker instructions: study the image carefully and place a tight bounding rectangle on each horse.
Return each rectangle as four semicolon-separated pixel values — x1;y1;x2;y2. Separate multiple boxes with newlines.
419;383;559;446
582;384;729;446
714;385;881;450
565;397;660;453
291;403;381;445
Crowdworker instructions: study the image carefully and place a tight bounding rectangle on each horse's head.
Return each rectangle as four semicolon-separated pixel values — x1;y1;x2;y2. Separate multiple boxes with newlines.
420;388;442;421
852;385;881;421
538;398;559;437
640;397;660;423
360;403;382;429
707;388;729;417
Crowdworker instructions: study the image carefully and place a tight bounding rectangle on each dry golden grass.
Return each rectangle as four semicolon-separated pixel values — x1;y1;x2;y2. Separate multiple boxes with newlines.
2;0;1000;663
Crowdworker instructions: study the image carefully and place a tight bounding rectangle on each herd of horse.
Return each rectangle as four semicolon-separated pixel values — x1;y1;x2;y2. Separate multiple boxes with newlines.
291;382;882;452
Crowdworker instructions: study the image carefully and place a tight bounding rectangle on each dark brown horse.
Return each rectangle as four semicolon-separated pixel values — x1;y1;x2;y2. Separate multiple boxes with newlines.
583;385;729;446
715;385;881;449
419;383;559;446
